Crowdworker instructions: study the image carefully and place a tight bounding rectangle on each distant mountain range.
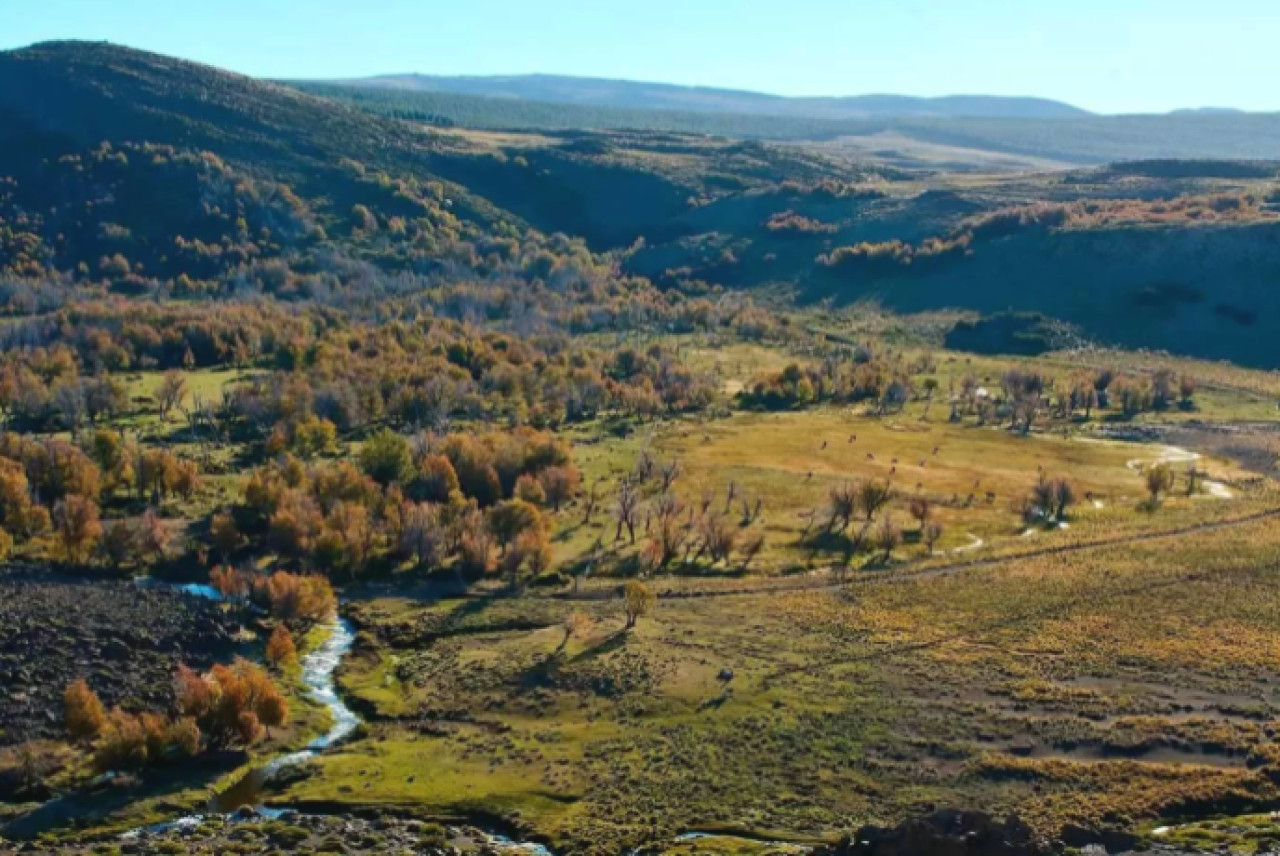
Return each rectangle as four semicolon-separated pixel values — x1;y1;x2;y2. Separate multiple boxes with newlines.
321;73;1093;120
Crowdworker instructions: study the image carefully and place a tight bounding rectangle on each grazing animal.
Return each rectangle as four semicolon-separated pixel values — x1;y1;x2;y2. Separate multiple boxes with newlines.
919;459;927;468
866;453;875;461
806;471;813;481
849;434;857;443
821;441;828;450
933;446;940;455
890;466;897;475
891;458;898;465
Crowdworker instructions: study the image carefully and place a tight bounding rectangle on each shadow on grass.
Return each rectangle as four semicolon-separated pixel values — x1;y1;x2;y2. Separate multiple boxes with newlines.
2;750;247;841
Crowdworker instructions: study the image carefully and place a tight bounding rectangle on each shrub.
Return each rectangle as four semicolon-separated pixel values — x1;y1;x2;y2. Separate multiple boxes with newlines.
266;624;297;668
413;454;459;503
359;429;414;486
64;679;108;740
175;658;288;749
623;580;655;629
93;708;149;771
253;572;337;626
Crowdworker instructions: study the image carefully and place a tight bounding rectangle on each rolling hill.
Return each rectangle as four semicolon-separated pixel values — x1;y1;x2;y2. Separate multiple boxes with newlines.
332;72;1091;119
298;80;1280;166
5;41;1280;368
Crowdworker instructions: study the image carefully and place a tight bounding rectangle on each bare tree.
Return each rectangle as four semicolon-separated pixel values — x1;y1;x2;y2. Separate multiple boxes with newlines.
659;458;682;492
739;532;766;572
156;370;188;422
857;479;893;521
583;480;602;525
614;482;641;544
922;520;944;554
907;497;932;532
874;514;901;563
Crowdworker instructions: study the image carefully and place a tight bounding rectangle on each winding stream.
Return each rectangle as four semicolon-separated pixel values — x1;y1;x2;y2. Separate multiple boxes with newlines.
122;608;359;838
121;587;557;853
207;616;359;813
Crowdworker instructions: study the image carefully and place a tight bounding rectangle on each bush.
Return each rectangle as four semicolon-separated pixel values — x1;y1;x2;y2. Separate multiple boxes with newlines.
64;679;108;740
93;708;149;771
175;658;288;749
359;429;414;486
253;571;337;626
266;624;297;668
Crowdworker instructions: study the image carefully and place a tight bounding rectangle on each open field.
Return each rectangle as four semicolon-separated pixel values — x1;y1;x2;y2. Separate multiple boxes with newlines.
263;506;1280;854
561;402;1257;578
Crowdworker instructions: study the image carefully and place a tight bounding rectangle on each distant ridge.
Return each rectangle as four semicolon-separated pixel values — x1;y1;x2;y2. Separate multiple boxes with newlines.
322;72;1093;120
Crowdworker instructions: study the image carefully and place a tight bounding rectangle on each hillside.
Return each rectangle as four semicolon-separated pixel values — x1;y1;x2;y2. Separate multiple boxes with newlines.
334;72;1090;119
301;80;1280;165
4;42;1280;368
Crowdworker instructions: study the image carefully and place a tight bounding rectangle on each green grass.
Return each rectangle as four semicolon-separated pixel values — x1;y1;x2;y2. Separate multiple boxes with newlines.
292;503;1280;854
560;401;1255;577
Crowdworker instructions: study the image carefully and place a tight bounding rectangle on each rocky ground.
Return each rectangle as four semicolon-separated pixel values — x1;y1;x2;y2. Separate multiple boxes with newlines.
0;810;547;855
0;809;1221;856
0;566;243;746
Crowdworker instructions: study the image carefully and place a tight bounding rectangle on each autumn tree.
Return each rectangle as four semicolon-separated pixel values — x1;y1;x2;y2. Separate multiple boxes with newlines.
175;659;288;748
99;518;142;569
253;571;337;627
1151;369;1176;410
514;473;547;506
622;580;655;630
266;625;297;669
502;526;554;589
210;511;243;558
64;679;108;741
697;512;737;565
487;498;544;556
1178;374;1197;408
55;495;103;564
359;429;414;486
1146;463;1175;506
86;429;133;496
826;483;858;533
557;611;593;654
291;415;338;459
400;501;445;569
414;454;460;503
93;708;149;771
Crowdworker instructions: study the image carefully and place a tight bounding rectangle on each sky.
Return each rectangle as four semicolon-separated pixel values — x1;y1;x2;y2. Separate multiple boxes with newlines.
2;0;1278;115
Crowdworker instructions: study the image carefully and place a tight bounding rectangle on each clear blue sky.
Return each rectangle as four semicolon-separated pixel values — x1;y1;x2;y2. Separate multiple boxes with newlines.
3;0;1277;114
